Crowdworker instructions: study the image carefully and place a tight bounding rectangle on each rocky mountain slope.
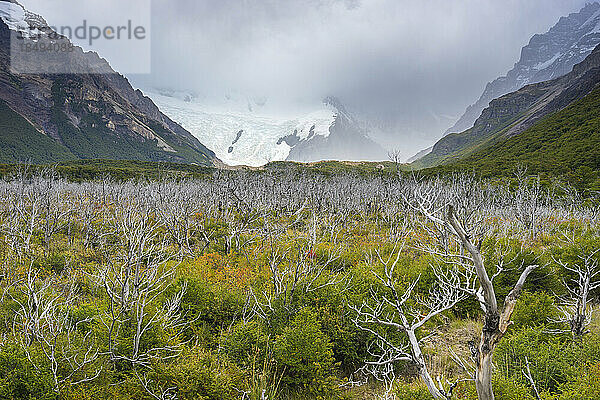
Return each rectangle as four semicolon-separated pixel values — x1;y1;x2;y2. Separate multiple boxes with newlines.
285;97;386;163
442;83;600;178
445;2;600;138
413;42;600;169
148;91;386;167
0;0;216;165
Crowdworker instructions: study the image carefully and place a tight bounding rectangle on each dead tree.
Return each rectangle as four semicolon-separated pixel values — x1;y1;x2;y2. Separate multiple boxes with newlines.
446;206;538;400
552;237;600;340
406;176;539;400
11;267;101;393
351;244;468;400
94;195;187;399
0;177;41;257
388;149;403;176
37;176;72;255
248;209;345;323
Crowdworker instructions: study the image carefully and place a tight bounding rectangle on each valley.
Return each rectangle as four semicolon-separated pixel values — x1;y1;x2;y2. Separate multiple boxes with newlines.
0;1;599;399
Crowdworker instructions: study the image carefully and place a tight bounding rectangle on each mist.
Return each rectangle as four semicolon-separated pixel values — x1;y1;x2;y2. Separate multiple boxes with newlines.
20;0;593;156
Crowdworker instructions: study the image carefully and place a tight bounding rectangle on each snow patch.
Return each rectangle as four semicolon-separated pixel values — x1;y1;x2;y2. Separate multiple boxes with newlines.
532;53;562;71
291;109;336;141
0;2;49;40
0;2;28;34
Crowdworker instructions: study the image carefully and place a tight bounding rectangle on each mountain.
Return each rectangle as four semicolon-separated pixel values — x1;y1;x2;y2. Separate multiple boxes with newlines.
406;146;433;163
413;42;600;170
414;1;600;161
285;97;387;163
0;1;216;165
147;91;387;167
443;83;600;178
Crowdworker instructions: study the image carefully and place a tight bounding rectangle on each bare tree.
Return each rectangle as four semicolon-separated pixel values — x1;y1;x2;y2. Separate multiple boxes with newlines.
0;175;41;257
96;200;188;369
351;244;468;400
511;168;544;238
404;175;539;400
552;234;600;339
93;194;188;399
11;267;101;393
388;149;403;175
248;209;346;323
446;206;538;400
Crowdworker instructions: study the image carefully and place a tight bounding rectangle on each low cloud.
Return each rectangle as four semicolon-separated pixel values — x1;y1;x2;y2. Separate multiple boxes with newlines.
21;0;592;154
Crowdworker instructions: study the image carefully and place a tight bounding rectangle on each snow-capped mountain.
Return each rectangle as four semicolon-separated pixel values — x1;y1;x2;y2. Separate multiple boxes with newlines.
147;91;386;167
443;2;600;138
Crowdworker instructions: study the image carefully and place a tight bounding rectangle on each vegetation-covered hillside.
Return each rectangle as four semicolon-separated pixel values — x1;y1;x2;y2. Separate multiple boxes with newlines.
414;43;600;170
0;100;77;164
455;86;600;172
433;86;600;190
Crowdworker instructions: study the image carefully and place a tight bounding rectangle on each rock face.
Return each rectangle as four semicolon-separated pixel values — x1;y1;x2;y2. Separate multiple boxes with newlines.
444;2;600;138
0;0;216;165
286;97;387;163
413;43;600;169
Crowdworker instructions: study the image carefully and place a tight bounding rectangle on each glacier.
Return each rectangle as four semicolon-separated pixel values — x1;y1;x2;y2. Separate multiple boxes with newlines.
146;91;337;167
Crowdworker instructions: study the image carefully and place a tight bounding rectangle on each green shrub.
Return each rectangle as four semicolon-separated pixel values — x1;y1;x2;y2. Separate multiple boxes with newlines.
222;320;270;367
154;347;247;400
0;345;56;400
317;303;370;374
180;277;245;344
394;381;432;400
453;376;536;400
40;252;69;273
492;376;537;400
555;363;600;400
496;327;600;395
511;291;556;329
496;328;570;393
273;308;340;396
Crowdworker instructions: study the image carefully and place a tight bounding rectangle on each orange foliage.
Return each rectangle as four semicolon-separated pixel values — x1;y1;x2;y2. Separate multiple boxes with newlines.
180;252;254;288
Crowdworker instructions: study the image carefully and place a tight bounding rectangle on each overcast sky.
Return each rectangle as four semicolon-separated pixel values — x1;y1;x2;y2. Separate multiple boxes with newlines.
21;0;594;154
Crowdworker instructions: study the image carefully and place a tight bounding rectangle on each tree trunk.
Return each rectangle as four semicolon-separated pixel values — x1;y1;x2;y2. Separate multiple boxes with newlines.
474;311;499;400
407;329;447;400
475;349;495;400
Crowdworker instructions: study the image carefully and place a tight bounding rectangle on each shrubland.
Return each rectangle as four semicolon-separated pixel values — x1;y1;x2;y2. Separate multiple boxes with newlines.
0;167;598;399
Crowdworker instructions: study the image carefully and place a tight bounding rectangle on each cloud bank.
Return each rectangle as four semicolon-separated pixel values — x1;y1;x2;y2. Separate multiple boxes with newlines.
21;0;593;154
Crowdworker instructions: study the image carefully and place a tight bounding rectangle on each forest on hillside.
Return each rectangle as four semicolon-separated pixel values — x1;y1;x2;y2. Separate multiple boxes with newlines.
0;168;599;400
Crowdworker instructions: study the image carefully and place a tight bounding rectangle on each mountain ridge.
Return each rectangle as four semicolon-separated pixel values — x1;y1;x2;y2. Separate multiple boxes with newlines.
0;0;217;165
412;42;600;169
438;82;600;181
442;2;600;139
406;0;600;164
